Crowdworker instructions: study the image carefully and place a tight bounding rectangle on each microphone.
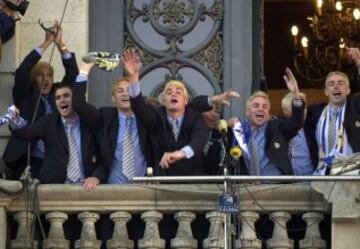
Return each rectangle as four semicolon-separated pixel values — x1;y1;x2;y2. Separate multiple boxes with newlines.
229;146;242;160
217;119;228;146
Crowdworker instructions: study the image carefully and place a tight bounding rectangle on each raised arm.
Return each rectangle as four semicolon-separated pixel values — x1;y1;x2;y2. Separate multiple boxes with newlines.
124;49;160;130
13;24;55;100
282;67;304;139
54;21;79;84
72;62;103;132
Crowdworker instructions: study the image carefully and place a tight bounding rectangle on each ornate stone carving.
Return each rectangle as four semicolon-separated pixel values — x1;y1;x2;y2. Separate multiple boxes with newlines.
192;32;223;83
151;0;195;30
125;0;224;96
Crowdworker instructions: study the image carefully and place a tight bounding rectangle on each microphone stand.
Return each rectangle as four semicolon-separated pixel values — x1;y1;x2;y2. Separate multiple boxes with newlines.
218;138;235;249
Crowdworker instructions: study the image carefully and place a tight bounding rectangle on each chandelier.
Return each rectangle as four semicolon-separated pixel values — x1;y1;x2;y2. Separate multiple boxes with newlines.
290;0;360;83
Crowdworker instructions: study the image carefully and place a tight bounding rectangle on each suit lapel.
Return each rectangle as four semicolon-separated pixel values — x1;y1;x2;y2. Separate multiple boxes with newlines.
56;116;69;152
110;110;120;153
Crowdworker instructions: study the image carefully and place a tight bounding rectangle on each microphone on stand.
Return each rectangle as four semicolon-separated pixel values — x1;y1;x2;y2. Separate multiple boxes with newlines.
217;119;228;147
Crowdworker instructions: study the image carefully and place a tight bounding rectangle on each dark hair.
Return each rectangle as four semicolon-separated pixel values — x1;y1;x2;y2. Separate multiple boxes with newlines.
52;82;74;95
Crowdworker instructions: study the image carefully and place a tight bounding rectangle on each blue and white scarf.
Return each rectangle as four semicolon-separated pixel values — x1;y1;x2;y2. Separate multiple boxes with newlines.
232;119;251;160
0;105;18;127
314;104;348;175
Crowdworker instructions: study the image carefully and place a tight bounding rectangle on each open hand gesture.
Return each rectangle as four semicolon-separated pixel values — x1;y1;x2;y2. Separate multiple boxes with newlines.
283;67;300;99
211;89;240;107
346;47;360;69
122;48;142;82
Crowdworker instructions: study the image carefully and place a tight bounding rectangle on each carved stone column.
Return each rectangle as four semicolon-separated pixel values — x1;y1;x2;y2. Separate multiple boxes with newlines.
107;211;134;249
75;212;101;249
235;211;261;249
266;212;294;249
43;212;70;249
171;211;197;249
203;211;224;249
11;211;38;249
311;181;360;249
299;212;326;249
138;211;165;249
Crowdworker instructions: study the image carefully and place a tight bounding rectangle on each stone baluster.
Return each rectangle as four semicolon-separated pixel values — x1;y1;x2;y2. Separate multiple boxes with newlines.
235;211;261;249
299;212;326;249
11;211;38;249
107;211;134;249
43;212;70;249
203;211;224;249
75;212;101;249
171;211;197;249
138;211;165;249
266;212;294;249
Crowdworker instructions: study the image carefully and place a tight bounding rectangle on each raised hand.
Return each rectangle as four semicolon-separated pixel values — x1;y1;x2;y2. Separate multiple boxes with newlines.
54;20;63;46
283;67;300;99
122;48;142;82
346;47;360;69
79;61;95;75
210;89;240;107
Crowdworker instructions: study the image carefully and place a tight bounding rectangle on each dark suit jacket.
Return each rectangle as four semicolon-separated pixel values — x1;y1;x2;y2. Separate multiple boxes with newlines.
130;92;209;176
231;102;305;175
3;49;79;164
73;81;212;177
72;82;151;178
11;113;103;184
306;95;360;165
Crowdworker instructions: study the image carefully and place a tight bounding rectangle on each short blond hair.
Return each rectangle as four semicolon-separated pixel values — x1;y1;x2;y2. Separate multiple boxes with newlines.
111;77;129;95
325;71;349;87
281;92;307;110
30;62;54;84
246;91;270;110
162;80;189;102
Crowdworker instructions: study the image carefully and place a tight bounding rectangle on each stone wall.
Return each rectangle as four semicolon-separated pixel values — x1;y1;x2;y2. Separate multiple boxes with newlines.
0;0;89;155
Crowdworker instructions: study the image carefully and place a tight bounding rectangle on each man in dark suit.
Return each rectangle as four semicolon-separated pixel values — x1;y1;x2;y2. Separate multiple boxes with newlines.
10;82;102;189
293;47;360;175
232;68;304;175
122;49;209;176
2;21;79;180
73;61;239;181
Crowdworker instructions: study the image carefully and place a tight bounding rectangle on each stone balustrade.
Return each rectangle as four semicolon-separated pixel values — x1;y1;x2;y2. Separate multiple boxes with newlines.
0;181;359;249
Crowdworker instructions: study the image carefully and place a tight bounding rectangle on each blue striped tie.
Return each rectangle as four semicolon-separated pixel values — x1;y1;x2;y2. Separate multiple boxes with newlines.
171;119;179;141
122;117;135;180
66;123;82;183
328;110;338;151
249;129;261;175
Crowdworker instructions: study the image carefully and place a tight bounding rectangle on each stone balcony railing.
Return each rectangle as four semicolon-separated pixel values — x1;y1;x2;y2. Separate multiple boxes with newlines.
0;180;359;249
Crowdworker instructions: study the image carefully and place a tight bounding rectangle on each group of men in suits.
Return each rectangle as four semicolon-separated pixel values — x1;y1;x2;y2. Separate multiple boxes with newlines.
231;47;360;176
3;21;360;192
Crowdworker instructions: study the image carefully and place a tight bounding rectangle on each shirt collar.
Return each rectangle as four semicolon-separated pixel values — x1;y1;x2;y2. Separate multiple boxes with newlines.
61;114;79;127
